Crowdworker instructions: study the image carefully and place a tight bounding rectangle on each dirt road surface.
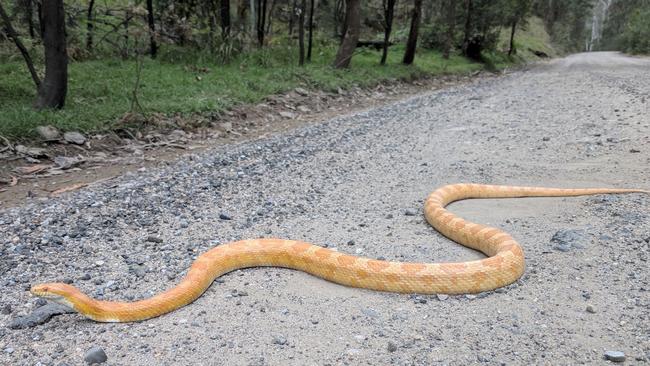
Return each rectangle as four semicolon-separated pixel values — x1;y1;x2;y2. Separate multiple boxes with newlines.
1;52;649;365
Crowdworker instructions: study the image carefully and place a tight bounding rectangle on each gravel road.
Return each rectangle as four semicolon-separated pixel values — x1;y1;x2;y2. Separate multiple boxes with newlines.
1;51;649;365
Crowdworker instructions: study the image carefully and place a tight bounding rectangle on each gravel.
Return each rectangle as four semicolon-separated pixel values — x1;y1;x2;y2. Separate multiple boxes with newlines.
1;52;648;365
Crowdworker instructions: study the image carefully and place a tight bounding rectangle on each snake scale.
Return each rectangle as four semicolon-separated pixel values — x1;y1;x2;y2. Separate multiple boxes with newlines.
31;183;647;322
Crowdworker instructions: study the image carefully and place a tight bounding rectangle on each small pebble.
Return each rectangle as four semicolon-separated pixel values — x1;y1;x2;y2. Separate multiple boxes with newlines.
404;208;417;216
84;346;107;364
436;294;449;301
586;305;596;313
604;351;625;363
219;213;232;220
387;341;398;352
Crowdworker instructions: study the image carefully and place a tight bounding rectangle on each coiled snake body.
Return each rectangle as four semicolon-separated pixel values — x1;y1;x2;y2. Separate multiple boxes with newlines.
31;183;647;322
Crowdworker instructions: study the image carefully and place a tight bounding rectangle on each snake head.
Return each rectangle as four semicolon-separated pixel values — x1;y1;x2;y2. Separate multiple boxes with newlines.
30;283;79;310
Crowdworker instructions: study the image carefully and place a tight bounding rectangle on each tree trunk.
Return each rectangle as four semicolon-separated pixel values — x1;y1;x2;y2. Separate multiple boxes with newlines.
146;0;158;57
380;0;396;65
402;0;421;65
221;0;231;38
461;0;473;56
249;0;256;34
256;0;267;46
24;0;35;38
288;0;296;35
508;19;517;56
443;0;455;59
298;0;306;65
307;0;314;61
35;0;68;110
86;0;95;51
333;0;360;68
0;1;40;87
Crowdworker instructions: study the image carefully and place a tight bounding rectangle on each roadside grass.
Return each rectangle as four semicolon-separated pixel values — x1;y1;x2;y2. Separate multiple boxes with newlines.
0;43;482;140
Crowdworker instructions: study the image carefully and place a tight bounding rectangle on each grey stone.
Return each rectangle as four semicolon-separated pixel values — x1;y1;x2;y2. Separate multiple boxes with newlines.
15;145;47;158
8;303;74;329
63;131;86;145
219;213;233;220
405;208;418;216
272;335;287;345
604;351;625;363
551;229;589;252
295;87;309;96
387;341;398;352
279;111;296;119
586;304;596;313
36;125;61;140
436;294;449;301
84;346;108;364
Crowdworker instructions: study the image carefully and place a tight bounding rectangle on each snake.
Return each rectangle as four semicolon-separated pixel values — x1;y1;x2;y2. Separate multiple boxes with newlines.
30;183;647;322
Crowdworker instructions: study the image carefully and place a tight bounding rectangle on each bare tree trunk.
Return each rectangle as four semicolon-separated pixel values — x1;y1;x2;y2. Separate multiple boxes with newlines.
24;0;35;38
146;0;158;57
221;0;231;38
306;0;314;61
461;0;473;56
508;19;517;56
298;0;306;65
256;0;267;46
333;0;360;68
402;0;421;65
0;1;40;87
35;0;68;109
86;0;95;51
380;0;396;65
443;0;455;59
288;0;296;35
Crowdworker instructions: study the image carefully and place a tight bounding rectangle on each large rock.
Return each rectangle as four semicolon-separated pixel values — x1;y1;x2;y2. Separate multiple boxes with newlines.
63;131;87;145
36;125;61;140
7;303;74;329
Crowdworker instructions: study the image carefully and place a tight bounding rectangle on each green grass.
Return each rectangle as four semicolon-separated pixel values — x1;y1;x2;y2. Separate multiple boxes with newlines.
498;16;559;62
0;43;483;140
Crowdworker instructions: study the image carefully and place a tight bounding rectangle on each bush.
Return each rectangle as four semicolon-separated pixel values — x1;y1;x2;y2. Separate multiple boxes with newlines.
621;8;650;54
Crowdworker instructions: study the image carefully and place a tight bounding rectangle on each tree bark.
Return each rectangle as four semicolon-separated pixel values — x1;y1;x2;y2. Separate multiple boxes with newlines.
508;19;517;56
24;0;35;38
380;0;396;65
461;0;473;56
288;0;296;35
443;0;455;59
306;0;314;61
221;0;231;38
256;0;267;46
146;0;158;57
402;0;422;65
86;0;95;51
35;0;68;110
0;1;40;87
333;0;360;68
298;0;306;65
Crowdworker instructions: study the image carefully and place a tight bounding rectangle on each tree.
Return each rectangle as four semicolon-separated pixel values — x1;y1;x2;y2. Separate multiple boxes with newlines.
403;0;422;65
86;0;95;51
146;0;158;57
381;0;397;65
35;0;68;110
506;0;531;56
307;0;314;61
0;1;40;87
333;0;360;68
256;0;268;46
298;0;306;65
221;0;231;38
461;0;473;56
443;0;456;59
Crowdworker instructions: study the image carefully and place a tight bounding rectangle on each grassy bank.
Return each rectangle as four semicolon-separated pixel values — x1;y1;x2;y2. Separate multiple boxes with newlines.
1;16;557;141
0;44;482;140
